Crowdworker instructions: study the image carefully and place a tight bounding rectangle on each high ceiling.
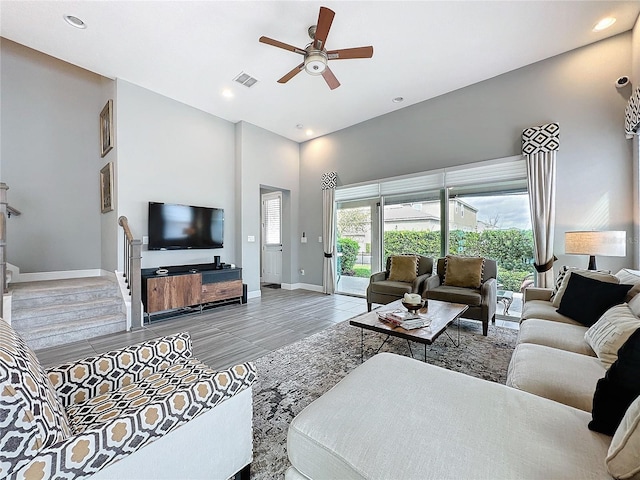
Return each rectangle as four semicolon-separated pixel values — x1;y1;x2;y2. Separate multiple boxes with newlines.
1;1;639;142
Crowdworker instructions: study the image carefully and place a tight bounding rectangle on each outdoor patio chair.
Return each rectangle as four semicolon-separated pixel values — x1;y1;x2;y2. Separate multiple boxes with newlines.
366;255;434;311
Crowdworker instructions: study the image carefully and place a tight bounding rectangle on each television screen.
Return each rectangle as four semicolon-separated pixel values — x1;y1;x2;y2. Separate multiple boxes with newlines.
148;202;224;250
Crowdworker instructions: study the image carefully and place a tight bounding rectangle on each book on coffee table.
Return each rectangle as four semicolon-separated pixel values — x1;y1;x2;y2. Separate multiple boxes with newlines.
377;311;429;329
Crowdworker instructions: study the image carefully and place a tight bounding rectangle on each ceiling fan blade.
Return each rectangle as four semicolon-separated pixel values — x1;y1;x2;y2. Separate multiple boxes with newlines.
327;46;374;60
278;63;305;84
259;36;306;55
322;66;340;90
313;6;335;50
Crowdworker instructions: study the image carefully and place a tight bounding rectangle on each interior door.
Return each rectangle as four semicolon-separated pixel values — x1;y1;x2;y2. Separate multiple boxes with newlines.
261;191;283;284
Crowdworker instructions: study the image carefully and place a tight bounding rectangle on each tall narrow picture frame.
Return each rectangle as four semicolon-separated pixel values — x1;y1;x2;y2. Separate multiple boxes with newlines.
100;99;114;157
100;162;114;213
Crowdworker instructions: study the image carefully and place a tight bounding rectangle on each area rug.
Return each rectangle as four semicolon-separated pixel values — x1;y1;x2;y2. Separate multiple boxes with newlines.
250;317;518;479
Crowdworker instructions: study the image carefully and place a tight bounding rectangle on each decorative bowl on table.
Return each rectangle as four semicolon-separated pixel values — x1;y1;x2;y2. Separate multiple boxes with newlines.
402;300;425;313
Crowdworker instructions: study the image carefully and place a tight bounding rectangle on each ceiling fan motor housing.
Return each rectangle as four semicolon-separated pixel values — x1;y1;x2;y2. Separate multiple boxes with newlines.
304;49;327;75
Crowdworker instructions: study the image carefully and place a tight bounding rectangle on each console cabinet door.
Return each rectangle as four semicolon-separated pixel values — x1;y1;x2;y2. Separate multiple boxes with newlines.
146;274;202;313
201;280;243;303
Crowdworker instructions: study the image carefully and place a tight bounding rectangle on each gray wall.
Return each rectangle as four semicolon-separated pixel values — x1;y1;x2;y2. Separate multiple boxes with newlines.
1;39;106;273
235;121;300;295
300;33;634;286
116;80;236;270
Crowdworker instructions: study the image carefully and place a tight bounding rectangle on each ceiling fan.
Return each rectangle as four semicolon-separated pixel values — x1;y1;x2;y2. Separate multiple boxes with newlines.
259;6;374;90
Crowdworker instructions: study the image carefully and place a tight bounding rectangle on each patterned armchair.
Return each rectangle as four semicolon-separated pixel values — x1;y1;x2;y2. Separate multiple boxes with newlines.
0;319;255;480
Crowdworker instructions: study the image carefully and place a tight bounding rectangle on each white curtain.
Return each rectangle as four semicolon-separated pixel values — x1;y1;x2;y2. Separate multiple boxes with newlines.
523;123;559;288
321;172;337;294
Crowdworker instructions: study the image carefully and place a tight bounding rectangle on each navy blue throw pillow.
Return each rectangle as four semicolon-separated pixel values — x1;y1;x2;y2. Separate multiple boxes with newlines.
556;273;632;326
589;327;640;435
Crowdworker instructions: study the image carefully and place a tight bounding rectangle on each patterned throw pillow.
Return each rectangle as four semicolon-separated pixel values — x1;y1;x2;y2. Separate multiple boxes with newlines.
0;319;72;477
584;304;640;367
550;266;571;301
388;255;418;283
444;255;485;289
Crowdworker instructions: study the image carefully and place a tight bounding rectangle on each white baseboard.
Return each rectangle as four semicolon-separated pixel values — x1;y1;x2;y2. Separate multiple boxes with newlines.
282;283;323;292
247;290;262;299
11;269;110;283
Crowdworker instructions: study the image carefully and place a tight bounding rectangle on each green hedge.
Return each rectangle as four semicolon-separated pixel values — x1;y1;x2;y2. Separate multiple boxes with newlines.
337;237;359;274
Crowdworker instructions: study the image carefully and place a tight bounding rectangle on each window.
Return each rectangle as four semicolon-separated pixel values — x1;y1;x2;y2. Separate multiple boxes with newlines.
263;193;281;245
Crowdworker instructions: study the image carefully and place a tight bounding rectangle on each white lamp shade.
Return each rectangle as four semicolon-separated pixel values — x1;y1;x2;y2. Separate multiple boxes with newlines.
565;231;626;257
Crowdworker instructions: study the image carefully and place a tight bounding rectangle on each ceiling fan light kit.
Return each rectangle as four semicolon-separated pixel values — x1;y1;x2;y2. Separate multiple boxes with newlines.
304;50;327;75
259;6;373;90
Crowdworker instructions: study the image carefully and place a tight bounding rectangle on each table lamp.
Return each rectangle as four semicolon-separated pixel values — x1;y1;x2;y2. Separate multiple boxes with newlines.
564;231;626;270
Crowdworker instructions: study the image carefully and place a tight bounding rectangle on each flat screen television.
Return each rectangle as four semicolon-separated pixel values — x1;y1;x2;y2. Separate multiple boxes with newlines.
148;202;224;250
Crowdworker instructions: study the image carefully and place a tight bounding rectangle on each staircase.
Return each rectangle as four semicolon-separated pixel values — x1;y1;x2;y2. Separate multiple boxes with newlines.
9;275;127;350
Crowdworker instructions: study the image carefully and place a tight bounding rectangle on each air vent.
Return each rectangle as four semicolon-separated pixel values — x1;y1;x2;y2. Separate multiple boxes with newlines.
233;72;258;88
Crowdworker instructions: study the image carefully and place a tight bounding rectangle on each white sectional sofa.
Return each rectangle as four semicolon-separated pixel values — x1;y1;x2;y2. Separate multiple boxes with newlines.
284;268;640;479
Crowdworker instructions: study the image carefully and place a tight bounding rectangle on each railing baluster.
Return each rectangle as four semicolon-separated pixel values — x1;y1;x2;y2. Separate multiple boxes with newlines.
118;216;142;329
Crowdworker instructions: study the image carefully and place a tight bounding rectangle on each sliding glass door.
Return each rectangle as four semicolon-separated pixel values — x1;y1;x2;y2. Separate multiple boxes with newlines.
335;199;380;296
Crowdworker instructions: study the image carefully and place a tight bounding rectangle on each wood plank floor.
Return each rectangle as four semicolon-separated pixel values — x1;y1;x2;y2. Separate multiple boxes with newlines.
35;287;367;370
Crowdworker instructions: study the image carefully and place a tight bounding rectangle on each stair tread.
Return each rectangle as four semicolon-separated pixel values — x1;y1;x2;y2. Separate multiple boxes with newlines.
17;313;126;337
10;276;117;298
13;297;122;315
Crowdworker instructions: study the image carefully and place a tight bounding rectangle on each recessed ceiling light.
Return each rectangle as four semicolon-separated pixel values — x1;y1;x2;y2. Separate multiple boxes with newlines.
306;129;314;136
593;17;616;32
63;15;86;29
392;97;404;103
222;89;234;99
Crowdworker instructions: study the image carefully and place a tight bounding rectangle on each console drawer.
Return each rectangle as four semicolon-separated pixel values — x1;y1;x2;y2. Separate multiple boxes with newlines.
201;280;243;303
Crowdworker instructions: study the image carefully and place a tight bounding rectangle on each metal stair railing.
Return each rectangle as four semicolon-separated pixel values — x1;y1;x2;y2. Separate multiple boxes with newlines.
118;216;142;329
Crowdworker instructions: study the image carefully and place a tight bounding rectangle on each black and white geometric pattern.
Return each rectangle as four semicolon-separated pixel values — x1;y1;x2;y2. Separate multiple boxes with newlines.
321;171;337;190
625;87;640;138
522;122;560;155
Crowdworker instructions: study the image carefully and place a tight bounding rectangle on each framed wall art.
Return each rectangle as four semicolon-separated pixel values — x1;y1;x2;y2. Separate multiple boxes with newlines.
100;99;114;157
100;162;114;213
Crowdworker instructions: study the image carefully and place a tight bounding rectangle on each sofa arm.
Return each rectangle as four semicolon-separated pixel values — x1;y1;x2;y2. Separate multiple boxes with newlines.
423;274;441;295
369;271;387;283
482;278;498;316
47;332;193;408
523;287;553;303
14;361;256;480
412;273;431;294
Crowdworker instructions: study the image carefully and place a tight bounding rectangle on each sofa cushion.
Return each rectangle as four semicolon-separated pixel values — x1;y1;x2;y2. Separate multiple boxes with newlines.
507;343;606;412
589;328;640;435
425;285;482;306
443;255;484;288
585;304;640;367
369;280;414;297
388;255;418;283
614;268;640;303
517;319;595;356
288;352;612;480
552;268;620;308
628;293;640;318
0;319;72;477
607;395;640;479
521;299;582;325
556;274;632;327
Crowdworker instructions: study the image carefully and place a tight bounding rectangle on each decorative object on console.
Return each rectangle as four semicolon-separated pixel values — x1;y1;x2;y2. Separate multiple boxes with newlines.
556;273;632;327
99;99;114;157
100;162;114;213
565;230;626;270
